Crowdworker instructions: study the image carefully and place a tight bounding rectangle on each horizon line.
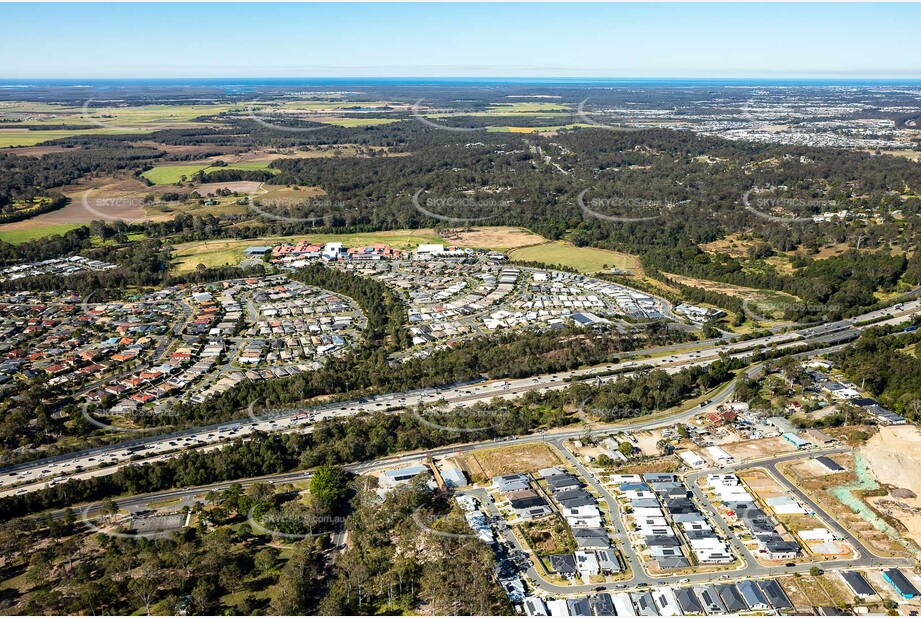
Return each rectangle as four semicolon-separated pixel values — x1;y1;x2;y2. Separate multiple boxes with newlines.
3;75;921;82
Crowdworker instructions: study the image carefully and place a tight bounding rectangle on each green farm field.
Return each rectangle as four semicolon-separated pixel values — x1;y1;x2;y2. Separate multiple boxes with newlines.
0;128;146;147
0;224;83;244
141;162;278;185
0;102;239;147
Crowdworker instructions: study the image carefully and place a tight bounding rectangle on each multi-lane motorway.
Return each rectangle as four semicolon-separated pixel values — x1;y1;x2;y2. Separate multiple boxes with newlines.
1;298;919;499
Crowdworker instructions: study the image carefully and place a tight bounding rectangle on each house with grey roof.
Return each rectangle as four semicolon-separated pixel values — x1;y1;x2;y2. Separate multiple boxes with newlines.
841;571;876;599
694;586;726;614
588;594;615;617
758;579;793;609
675;587;704;615
549;554;577;576
493;474;531;492
737;580;771;610
595;548;621;573
643;473;675;483
573;527;610;549
657;557;690;569
716;583;748;612
566;598;592;617
631;592;657;616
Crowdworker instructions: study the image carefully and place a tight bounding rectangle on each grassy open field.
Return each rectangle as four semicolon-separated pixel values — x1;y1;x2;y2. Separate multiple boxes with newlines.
508;241;643;273
0;101;238;147
141;162;278;185
0;223;83;244
0;223;81;245
0;101;237;125
0;128;147;147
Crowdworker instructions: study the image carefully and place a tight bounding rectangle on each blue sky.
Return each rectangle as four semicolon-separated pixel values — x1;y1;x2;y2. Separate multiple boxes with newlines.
2;3;920;79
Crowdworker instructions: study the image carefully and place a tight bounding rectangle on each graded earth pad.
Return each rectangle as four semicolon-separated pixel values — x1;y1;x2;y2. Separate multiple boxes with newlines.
860;425;921;548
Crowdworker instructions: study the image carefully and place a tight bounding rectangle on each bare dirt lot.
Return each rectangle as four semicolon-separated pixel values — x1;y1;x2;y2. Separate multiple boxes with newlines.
251;185;327;202
862;425;921;496
860;425;921;547
0;175;152;230
779;573;856;609
192;181;264;196
722;436;798;462
472;443;562;478
438;226;546;251
781;453;912;558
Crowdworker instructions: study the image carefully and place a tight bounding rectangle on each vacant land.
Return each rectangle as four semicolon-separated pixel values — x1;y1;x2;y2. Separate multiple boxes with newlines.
474;443;561;478
722;436;797;461
445;226;545;250
665;271;799;305
0;223;83;244
252;185;327;202
860;425;921;547
521;518;577;556
509;241;643;274
306;117;400;127
780;452;912;558
142;162;278;185
862;426;921;496
0;176;151;239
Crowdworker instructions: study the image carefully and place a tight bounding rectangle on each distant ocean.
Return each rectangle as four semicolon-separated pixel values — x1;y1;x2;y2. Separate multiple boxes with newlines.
2;77;921;90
